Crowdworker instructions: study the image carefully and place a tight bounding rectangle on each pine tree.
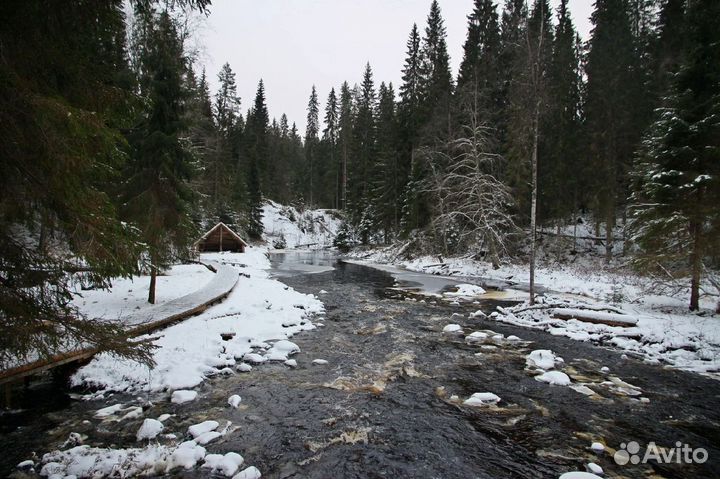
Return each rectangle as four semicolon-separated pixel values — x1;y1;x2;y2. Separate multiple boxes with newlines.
305;85;320;206
124;11;196;304
585;0;639;261
630;0;720;311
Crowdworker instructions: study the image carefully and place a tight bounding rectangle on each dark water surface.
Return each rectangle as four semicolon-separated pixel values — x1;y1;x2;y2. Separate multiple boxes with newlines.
1;256;719;478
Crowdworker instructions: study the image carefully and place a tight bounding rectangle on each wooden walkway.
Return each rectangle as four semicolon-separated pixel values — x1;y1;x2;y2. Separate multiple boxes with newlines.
0;263;239;386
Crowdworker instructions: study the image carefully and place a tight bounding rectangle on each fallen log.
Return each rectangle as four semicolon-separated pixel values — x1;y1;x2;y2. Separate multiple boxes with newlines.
552;308;638;327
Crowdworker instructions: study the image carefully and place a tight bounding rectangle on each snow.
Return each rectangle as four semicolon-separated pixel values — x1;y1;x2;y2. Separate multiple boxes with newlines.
284;359;298;367
312;359;328;365
554;308;639;326
188;420;219;438
233;466;262;479
466;331;489;342
237;363;253;372
202;452;245;477
586;463;603;475
526;350;559;370
73;264;215;322
171;390;198;404
262;200;341;249
71;249;324;393
590;442;605;452
442;324;463;333
264;340;300;361
444;283;487;298
559;473;603;479
136;419;164;441
228;394;242;408
38;442;209;477
463;392;501;406
195;431;222;445
536;371;572;386
348;242;720;378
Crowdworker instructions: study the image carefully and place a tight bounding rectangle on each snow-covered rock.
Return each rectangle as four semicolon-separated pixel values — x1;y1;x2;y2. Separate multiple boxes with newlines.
465;331;489;343
171;390;198;404
233;465;262;479
228;395;242;409
312;359;328;365
136;419;164;441
536;371;571;386
559;472;603;479
188;420;219;439
526;350;559;370
265;340;300;361
203;452;244;477
444;284;486;297
442;324;463;333
586;463;603;475
463;392;501;406
590;442;605;452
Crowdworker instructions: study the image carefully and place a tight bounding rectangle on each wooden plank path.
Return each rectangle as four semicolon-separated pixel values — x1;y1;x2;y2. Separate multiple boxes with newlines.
0;263;239;386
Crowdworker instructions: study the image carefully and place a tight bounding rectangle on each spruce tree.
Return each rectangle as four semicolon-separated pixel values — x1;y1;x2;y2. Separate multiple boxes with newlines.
542;0;583;224
373;82;401;240
0;0;153;366
419;0;454;140
585;0;639;261
305;86;320;206
124;11;195;304
398;24;425;232
323;88;340;208
350;63;378;242
456;0;501;127
244;80;269;238
631;0;720;311
338;82;355;210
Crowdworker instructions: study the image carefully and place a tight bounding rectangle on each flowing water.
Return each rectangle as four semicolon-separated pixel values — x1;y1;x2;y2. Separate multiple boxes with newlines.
1;253;719;478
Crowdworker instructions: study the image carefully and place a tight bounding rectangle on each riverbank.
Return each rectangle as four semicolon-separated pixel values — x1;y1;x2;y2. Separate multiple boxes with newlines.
347;246;720;378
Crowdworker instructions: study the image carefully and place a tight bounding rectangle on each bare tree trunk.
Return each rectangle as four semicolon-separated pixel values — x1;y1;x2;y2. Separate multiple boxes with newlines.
689;220;701;311
529;99;540;306
342;143;348;210
605;212;613;263
148;261;157;305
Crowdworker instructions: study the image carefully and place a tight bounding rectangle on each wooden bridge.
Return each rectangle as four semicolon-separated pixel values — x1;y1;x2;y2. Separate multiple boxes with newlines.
0;263;239;395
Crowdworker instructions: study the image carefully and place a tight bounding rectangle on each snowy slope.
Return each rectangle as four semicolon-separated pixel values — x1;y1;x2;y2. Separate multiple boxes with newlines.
261;200;341;249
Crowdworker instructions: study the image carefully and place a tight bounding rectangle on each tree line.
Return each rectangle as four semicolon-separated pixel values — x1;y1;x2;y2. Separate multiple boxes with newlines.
0;0;717;367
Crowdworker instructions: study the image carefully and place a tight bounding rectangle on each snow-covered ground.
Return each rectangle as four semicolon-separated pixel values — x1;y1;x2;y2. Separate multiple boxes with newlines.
261;200;341;249
73;264;215;321
72;248;324;392
25;248;324;478
350;246;720;378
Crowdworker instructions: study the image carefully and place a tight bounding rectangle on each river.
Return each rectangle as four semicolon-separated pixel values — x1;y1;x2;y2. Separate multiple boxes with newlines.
1;251;719;478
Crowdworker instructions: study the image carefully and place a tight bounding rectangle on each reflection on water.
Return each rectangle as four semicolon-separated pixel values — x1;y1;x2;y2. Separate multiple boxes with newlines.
269;249;338;277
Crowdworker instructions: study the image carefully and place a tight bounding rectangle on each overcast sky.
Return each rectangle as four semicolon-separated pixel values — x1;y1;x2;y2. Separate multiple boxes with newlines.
199;0;594;133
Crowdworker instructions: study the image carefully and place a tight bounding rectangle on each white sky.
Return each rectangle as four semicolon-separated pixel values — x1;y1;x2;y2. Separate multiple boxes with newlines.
199;0;594;133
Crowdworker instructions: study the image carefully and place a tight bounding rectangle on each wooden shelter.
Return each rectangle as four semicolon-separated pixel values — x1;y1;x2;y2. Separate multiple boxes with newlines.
194;222;248;253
